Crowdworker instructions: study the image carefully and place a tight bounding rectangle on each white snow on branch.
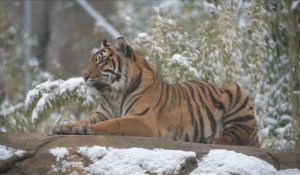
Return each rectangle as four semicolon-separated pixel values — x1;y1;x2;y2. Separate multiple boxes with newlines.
294;90;300;95
49;147;69;161
0;102;23;117
31;93;55;123
170;54;198;76
0;144;26;160
203;1;216;13
25;77;95;124
76;0;121;38
292;1;300;10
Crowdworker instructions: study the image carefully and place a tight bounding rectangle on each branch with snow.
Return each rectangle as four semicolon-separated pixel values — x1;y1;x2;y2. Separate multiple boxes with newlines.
25;77;98;125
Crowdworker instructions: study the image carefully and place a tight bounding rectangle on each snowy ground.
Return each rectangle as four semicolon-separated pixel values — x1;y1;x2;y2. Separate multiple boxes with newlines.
48;146;300;175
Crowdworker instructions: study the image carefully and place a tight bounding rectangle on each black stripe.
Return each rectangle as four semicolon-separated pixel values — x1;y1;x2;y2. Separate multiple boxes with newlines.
223;96;250;120
224;130;242;145
95;111;109;121
169;85;175;111
111;59;116;71
154;80;164;109
176;85;182;107
134;107;150;116
124;97;141;115
178;84;187;99
207;86;224;110
204;103;216;137
193;119;199;142
184;84;194;124
224;89;233;105
103;69;116;74
117;56;122;73
232;123;251;134
127;70;142;94
191;81;208;99
198;107;205;142
158;84;169;114
205;82;219;94
100;104;111;116
126;46;133;59
234;85;241;107
224;115;255;126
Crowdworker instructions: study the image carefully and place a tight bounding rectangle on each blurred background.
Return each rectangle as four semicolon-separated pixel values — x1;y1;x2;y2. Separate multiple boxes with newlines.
0;0;299;151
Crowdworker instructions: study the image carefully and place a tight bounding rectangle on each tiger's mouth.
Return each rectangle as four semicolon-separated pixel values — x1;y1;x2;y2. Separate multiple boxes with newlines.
86;79;110;91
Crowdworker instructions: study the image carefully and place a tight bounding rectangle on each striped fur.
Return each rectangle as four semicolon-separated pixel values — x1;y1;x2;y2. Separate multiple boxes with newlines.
52;37;259;147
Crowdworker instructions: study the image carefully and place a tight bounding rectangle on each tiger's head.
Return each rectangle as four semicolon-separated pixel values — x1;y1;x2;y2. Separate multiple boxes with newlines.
83;37;139;91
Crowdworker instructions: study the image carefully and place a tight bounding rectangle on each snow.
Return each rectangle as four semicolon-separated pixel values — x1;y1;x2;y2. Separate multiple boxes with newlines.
137;32;148;39
25;77;92;124
278;169;300;175
191;149;277;174
59;78;84;95
203;1;216;13
49;147;69;161
292;1;300;10
170;54;198;76
78;146;196;175
0;144;26;160
77;146;107;162
0;101;23;117
49;146;300;175
50;146;195;175
31;93;55;123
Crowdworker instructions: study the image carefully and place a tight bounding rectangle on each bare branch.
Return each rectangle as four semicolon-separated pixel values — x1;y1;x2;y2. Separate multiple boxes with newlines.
76;0;122;39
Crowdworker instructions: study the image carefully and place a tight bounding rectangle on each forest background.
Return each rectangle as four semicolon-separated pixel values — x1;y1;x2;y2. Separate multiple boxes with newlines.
0;0;299;151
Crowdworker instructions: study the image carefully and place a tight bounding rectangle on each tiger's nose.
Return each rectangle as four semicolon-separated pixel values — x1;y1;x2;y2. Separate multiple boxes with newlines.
83;73;89;82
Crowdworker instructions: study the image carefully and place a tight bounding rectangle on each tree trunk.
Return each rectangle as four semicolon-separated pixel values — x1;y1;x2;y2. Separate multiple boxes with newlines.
286;0;300;151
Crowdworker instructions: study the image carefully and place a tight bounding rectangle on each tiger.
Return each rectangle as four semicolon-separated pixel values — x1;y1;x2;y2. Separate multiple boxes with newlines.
52;37;259;147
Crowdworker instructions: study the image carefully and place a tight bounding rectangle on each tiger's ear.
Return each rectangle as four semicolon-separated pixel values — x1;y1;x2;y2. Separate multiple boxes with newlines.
101;39;111;48
113;37;133;58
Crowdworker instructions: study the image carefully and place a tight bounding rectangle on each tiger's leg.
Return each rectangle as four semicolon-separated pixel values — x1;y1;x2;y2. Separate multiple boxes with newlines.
55;115;158;137
52;112;109;135
212;116;259;146
87;116;158;137
86;116;157;137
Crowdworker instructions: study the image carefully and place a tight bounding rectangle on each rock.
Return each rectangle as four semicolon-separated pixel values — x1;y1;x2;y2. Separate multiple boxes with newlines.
0;133;299;174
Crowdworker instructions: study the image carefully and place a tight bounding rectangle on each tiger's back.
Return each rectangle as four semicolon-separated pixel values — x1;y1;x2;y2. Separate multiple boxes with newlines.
153;81;258;146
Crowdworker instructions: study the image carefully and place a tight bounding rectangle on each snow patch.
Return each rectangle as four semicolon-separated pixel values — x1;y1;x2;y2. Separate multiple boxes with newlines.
278;169;300;175
0;144;26;160
49;147;69;161
77;146;196;175
77;146;107;162
191;149;277;175
137;32;148;38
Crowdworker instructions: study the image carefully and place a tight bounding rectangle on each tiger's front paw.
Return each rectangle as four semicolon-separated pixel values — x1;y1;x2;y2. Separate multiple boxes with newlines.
52;124;91;135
